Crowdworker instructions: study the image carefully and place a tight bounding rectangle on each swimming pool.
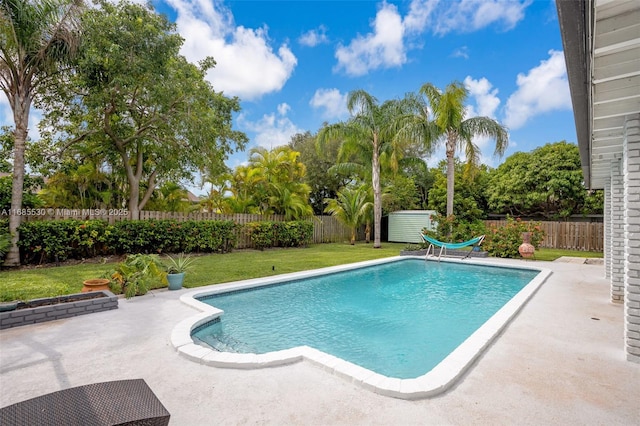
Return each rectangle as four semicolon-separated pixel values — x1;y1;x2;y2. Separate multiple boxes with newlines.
172;256;550;399
193;259;537;378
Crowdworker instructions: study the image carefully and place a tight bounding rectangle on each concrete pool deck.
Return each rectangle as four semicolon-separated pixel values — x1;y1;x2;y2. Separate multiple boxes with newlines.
1;258;638;425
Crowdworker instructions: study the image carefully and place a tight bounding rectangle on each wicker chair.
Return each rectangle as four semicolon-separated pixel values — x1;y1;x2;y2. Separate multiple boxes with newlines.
0;379;170;426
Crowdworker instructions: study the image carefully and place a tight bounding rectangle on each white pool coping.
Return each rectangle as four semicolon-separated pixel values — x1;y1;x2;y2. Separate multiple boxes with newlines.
171;256;551;400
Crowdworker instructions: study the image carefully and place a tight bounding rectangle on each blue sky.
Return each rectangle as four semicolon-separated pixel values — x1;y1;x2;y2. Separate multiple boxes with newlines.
153;0;575;170
0;0;576;192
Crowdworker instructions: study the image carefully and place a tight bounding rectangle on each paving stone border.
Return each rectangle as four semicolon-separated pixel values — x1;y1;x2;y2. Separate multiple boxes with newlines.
0;291;118;330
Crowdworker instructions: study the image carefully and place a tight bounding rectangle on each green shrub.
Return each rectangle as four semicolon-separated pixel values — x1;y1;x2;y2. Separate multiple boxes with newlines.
181;220;238;253
483;217;545;258
18;220;83;264
108;220;161;254
275;221;313;247
108;219;237;254
246;221;313;250
246;221;276;250
110;253;167;298
16;218;239;264
73;220;111;258
0;231;10;260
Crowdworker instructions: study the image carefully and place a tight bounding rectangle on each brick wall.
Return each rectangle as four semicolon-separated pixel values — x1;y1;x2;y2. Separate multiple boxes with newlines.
623;114;640;363
0;291;118;330
611;157;625;302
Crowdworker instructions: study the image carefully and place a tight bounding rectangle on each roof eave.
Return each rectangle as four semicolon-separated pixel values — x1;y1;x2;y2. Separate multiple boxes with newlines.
556;0;593;189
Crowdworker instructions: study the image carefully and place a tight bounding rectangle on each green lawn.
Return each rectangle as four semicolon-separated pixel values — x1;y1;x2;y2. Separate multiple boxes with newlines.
0;243;603;302
534;247;603;262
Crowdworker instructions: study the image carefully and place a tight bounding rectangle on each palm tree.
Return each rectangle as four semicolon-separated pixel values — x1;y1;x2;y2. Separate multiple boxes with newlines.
248;146;313;219
0;0;82;266
324;186;372;245
226;165;261;213
267;183;313;220
418;81;508;217
317;90;410;248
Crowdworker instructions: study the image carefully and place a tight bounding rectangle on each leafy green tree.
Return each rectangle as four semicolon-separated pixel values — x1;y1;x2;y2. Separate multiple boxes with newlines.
0;127;14;173
401;159;435;209
317;90;415;248
39;159;114;209
199;172;232;213
0;0;82;266
416;81;508;217
381;174;421;213
583;189;604;215
40;0;246;220
145;182;193;213
289;131;347;215
225;165;261;214
427;160;489;222
324;186;372;245
485;141;594;218
0;175;43;211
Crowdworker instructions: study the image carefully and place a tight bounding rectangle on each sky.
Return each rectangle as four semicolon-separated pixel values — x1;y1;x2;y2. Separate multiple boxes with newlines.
0;0;576;194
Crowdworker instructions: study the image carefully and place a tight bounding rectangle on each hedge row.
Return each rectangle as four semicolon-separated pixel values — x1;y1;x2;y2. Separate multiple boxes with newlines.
245;221;314;250
17;219;238;264
13;218;313;265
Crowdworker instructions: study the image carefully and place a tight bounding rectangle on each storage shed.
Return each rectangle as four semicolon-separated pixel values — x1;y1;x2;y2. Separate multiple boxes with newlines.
387;210;438;243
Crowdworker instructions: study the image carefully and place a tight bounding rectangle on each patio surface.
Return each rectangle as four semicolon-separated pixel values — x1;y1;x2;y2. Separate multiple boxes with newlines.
1;258;638;425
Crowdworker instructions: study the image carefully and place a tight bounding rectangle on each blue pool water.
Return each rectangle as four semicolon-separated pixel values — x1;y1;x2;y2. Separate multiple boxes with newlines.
192;259;539;379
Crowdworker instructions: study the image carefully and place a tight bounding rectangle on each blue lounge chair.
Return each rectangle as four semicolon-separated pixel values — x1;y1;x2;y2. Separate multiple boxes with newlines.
420;234;485;260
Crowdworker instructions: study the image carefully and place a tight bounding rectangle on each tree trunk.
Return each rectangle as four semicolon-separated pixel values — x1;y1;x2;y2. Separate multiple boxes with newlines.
128;179;140;220
372;133;382;248
118;142;156;221
350;227;356;245
4;91;30;267
446;133;456;217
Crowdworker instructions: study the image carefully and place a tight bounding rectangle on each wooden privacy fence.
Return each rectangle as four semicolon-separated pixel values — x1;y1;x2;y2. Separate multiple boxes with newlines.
483;220;604;252
22;210;604;251
139;212;354;246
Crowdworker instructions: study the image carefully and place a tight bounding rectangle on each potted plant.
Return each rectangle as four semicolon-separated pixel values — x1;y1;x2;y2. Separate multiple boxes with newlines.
110;254;168;298
165;253;195;290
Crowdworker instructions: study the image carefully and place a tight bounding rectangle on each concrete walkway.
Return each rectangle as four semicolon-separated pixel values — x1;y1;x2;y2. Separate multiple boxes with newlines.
1;259;638;425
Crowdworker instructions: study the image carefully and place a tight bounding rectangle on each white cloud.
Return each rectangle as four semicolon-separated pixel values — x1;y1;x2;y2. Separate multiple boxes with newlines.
166;0;297;100
464;76;501;118
451;46;469;59
434;0;530;35
299;25;328;47
504;49;571;129
239;109;303;149
277;103;290;116
334;2;406;76
334;0;528;76
403;0;439;33
309;88;348;119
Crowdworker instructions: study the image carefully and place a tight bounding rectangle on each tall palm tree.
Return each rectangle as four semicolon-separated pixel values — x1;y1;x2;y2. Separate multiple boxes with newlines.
0;0;82;266
324;186;372;245
418;81;508;217
317;90;409;248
